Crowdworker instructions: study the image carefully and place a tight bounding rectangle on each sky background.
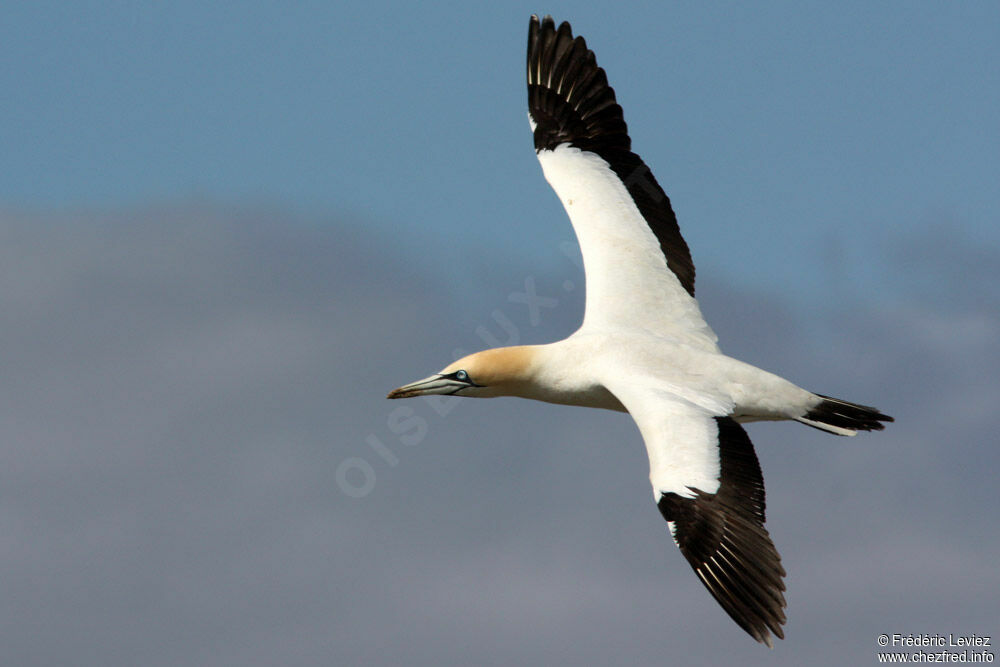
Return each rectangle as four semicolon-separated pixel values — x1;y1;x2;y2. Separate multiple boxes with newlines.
1;2;998;665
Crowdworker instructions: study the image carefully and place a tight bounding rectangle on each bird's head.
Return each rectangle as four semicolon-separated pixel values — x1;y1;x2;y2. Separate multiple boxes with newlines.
387;346;535;400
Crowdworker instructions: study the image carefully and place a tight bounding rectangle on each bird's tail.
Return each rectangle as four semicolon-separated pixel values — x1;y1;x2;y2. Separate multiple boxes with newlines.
794;394;894;436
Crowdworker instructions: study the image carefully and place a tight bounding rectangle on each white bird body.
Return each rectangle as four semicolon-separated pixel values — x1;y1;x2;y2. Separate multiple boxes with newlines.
388;16;892;646
463;335;813;421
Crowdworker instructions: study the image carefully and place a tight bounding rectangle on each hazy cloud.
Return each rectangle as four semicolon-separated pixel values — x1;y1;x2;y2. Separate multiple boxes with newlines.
0;205;995;666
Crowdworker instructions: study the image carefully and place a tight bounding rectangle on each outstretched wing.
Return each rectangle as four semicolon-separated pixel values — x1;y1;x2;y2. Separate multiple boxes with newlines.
606;381;787;646
527;15;716;349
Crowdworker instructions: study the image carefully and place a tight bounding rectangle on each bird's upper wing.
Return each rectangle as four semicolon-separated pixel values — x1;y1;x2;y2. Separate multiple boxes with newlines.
604;378;787;646
527;15;717;350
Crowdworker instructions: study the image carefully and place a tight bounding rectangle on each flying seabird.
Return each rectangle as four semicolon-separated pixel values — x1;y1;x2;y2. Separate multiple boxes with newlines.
388;15;892;647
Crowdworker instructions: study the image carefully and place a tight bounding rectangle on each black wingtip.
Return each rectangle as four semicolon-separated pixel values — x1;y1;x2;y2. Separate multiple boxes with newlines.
526;14;629;155
657;418;787;646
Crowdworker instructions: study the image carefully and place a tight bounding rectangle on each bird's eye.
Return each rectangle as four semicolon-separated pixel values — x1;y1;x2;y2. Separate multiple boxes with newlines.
455;370;469;381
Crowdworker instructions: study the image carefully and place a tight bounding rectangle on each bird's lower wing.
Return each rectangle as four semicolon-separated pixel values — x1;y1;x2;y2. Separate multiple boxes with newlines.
606;382;787;646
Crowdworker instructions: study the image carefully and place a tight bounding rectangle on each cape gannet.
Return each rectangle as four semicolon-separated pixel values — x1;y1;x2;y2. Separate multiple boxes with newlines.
388;15;893;647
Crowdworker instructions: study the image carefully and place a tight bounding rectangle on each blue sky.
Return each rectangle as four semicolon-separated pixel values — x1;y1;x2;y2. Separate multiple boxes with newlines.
1;3;998;665
3;1;998;298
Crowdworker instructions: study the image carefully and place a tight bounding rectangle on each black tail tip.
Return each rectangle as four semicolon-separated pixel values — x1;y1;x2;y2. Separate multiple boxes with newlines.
806;394;894;432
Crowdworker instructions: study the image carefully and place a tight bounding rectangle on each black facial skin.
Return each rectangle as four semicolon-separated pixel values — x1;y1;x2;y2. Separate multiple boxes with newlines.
442;369;480;388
